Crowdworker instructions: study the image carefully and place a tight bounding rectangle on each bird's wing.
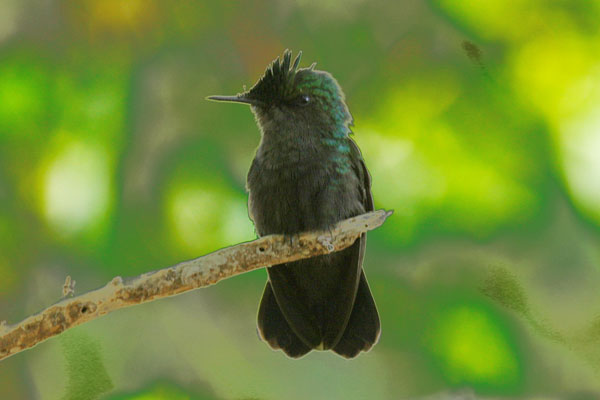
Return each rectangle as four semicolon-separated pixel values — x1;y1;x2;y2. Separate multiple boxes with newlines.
332;138;381;358
348;137;374;213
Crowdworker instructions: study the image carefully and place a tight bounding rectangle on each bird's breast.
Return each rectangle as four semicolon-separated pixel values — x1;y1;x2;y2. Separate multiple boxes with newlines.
247;152;364;236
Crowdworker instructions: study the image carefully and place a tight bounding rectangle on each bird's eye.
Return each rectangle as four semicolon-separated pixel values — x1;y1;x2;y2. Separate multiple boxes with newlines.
297;94;310;106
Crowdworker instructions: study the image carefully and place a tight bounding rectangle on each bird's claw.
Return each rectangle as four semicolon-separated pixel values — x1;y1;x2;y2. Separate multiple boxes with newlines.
284;233;301;248
317;228;336;253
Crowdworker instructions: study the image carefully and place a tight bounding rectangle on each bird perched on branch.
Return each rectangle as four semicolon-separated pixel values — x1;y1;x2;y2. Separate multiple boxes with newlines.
208;50;380;358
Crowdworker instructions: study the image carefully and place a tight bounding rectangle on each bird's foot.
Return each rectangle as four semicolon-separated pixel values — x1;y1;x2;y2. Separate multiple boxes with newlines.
317;227;336;253
284;233;301;248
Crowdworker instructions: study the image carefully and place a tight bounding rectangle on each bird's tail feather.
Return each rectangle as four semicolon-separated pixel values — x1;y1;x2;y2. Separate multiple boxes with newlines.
257;281;311;358
333;271;380;358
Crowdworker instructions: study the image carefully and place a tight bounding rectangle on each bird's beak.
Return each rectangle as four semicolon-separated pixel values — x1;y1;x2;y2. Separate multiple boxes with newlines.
206;94;263;107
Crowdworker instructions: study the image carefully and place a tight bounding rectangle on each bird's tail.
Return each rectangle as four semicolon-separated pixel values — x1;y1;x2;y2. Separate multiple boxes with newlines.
257;271;380;359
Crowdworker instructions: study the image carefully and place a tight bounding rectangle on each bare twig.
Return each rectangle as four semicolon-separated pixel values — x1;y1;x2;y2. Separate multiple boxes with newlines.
0;210;392;362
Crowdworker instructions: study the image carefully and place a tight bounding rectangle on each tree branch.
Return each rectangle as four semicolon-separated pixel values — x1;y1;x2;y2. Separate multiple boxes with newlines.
0;210;392;362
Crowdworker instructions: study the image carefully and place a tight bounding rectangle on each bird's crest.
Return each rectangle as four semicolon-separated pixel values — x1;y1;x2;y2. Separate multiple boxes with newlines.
248;50;315;101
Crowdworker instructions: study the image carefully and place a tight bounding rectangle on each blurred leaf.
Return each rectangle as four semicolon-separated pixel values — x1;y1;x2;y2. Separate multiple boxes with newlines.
0;52;52;140
60;331;114;400
424;299;523;393
106;381;220;400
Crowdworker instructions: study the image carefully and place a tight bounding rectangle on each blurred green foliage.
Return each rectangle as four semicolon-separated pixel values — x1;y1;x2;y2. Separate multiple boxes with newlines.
1;0;600;399
60;331;114;400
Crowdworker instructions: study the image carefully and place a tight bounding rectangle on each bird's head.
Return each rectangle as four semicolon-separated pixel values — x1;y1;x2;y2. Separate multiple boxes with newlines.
208;50;352;138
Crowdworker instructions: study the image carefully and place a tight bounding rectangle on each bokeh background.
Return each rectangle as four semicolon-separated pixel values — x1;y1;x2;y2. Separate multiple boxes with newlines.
1;1;600;399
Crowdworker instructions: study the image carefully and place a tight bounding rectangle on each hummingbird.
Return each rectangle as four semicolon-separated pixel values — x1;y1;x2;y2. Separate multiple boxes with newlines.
208;50;380;358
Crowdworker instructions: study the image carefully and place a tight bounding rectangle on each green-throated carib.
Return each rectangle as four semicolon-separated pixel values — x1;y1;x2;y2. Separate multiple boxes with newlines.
208;50;380;358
